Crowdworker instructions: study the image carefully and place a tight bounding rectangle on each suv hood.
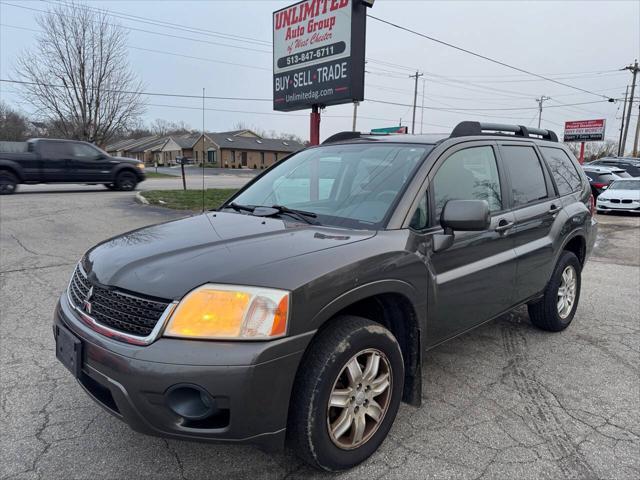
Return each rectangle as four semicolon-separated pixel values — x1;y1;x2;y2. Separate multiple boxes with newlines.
84;212;375;299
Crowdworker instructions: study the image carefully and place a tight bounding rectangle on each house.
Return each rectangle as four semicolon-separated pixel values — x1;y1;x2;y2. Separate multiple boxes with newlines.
108;129;305;167
207;131;304;169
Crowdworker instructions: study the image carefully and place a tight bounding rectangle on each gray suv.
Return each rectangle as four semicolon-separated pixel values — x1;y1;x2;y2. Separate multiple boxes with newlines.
53;121;597;471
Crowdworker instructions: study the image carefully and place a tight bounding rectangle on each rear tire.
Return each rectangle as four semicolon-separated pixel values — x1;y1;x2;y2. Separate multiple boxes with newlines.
528;251;581;332
287;316;404;471
114;171;138;191
0;171;18;195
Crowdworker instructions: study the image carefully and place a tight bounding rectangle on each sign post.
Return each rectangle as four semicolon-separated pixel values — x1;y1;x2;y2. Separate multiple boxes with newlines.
563;119;606;164
273;0;368;144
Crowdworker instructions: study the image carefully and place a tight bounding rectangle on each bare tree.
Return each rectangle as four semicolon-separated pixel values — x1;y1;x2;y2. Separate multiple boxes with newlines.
566;140;618;162
0;101;31;141
150;118;192;136
15;1;145;146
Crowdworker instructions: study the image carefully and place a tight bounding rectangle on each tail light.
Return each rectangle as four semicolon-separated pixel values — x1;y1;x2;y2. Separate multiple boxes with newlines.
592;182;607;189
588;194;595;215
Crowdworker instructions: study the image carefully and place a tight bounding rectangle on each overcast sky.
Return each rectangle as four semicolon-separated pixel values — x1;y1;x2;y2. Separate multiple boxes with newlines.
1;0;639;145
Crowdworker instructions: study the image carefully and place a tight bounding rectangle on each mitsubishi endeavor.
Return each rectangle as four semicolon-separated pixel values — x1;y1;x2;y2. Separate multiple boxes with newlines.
53;122;597;471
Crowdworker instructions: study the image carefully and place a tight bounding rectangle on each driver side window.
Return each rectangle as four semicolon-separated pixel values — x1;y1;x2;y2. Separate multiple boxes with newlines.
409;192;428;231
433;145;502;220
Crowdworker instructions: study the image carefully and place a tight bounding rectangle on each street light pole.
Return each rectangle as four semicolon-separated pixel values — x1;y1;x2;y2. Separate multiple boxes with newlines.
621;59;639;155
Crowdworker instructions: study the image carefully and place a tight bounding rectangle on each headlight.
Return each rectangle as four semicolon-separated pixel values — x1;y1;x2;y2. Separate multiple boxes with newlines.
137;163;145;170
163;284;289;340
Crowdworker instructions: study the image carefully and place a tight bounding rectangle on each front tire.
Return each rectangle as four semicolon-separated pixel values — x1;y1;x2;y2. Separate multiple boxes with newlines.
114;171;138;191
528;251;581;332
287;316;404;471
0;171;18;194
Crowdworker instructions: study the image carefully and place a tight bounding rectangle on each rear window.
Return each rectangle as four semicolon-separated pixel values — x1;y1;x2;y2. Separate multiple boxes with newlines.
596;173;615;183
540;147;582;195
500;146;548;206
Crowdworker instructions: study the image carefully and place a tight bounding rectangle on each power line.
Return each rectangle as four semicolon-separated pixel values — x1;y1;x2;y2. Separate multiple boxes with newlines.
367;14;615;100
1;78;272;102
1;2;272;54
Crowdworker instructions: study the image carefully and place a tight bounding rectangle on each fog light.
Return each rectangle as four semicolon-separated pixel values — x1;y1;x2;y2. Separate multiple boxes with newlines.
165;384;217;420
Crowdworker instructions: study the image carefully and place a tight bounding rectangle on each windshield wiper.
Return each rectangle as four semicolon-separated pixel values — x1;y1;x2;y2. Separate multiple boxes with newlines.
264;205;319;224
223;202;255;213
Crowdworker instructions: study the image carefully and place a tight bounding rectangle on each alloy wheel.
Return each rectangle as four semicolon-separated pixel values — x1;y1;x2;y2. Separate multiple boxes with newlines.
557;265;577;319
326;348;392;450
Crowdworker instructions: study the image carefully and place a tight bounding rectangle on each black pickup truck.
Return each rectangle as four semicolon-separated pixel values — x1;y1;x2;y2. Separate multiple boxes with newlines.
0;138;146;194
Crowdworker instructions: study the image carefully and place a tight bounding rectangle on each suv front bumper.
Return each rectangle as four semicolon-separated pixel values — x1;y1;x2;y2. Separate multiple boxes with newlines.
53;293;313;449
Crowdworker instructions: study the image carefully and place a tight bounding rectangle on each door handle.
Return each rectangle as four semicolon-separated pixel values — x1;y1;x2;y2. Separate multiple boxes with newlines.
495;219;514;233
549;204;561;214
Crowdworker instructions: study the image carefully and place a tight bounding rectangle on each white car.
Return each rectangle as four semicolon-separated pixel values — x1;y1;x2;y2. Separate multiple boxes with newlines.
596;178;640;213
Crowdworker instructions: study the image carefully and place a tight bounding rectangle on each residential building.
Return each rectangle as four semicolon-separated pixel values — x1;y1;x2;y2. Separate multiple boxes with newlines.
106;129;305;168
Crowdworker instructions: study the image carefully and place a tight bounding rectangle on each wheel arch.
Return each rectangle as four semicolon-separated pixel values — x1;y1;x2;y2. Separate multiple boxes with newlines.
0;161;24;181
305;280;423;406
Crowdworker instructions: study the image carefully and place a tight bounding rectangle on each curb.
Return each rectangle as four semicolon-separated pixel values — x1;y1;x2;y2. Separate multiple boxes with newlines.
135;191;149;205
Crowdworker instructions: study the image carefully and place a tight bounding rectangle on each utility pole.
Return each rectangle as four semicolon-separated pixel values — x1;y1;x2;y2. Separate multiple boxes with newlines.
410;71;423;134
618;85;629;156
621;59;639;155
536;96;551;129
352;101;359;132
633;104;640;157
420;78;426;134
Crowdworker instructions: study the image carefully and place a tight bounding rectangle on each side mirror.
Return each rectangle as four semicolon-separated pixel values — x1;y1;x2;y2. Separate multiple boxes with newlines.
433;200;490;252
440;199;490;232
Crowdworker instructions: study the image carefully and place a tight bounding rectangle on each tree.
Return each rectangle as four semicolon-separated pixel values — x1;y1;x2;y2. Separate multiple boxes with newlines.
566;140;618;162
15;1;145;146
0;101;30;141
150;118;193;136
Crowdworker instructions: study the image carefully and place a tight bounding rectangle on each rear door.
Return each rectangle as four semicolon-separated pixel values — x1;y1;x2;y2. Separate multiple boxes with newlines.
498;143;559;301
412;141;517;345
38;141;73;182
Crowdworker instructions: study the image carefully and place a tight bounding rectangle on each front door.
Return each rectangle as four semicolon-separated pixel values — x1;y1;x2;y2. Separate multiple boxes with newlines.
417;142;518;346
69;143;112;182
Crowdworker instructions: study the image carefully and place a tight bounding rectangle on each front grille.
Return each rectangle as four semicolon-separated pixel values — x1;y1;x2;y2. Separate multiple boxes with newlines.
621;199;632;204
610;199;621;203
69;265;170;337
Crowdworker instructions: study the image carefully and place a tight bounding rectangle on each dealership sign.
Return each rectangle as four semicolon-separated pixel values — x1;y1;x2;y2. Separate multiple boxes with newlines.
563;119;606;142
273;0;366;112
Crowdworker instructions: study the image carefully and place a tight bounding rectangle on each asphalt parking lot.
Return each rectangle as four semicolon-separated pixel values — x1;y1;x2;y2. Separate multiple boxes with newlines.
1;187;638;480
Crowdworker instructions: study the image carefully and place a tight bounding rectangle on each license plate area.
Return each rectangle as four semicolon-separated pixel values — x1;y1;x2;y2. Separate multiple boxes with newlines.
56;324;83;378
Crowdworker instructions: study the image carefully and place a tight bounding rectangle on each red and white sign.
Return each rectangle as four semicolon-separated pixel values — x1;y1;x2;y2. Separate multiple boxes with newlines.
563;119;606;142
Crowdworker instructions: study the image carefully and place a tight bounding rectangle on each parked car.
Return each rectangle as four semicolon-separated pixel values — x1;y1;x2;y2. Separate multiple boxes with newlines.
0;138;146;194
53;122;596;471
582;165;629;197
590;157;640;177
596;178;640;213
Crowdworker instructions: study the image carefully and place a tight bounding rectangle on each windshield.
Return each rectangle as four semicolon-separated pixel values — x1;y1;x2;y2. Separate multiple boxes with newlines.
227;143;432;229
608;180;640;190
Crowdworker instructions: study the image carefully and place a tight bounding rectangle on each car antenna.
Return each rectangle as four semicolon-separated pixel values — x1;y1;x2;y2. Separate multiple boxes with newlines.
202;87;206;214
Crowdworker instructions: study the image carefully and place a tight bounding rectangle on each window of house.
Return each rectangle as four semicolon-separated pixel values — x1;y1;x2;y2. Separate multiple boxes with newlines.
539;147;582;195
501;146;548;206
433;145;502;219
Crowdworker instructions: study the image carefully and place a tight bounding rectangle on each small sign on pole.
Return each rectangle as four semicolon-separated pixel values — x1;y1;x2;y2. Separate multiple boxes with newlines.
371;126;409;134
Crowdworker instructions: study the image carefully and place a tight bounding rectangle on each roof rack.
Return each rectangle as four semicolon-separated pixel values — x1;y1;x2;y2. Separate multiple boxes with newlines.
450;121;558;142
